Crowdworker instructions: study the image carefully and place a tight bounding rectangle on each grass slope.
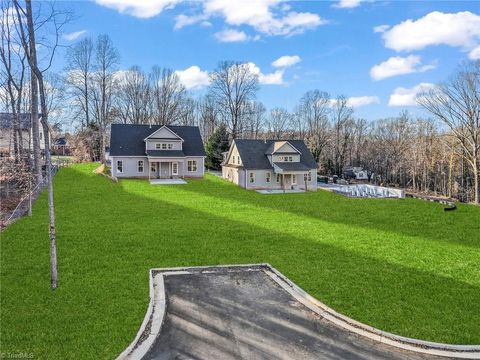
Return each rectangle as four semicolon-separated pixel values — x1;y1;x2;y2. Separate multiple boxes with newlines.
1;163;479;359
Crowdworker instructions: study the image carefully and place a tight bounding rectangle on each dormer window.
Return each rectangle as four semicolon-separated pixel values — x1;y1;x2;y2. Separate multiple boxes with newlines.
155;143;161;150
162;143;167;150
167;144;173;150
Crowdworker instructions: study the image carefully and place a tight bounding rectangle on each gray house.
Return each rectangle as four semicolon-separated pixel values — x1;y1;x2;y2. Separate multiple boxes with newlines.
109;124;205;180
222;139;318;191
0;113;48;156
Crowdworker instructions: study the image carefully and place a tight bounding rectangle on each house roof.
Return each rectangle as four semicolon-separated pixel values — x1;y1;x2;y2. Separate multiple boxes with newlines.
0;113;42;130
146;150;185;157
234;139;317;170
273;162;312;172
53;137;67;146
109;124;205;157
264;141;300;155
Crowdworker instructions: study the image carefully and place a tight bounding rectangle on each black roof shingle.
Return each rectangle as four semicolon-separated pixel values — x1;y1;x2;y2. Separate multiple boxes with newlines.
234;139;317;170
109;124;205;157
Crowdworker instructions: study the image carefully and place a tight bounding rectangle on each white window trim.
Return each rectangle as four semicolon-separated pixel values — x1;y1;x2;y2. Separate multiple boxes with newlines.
161;143;167;150
138;160;144;173
188;160;197;172
276;174;281;183
155;143;161;150
116;160;123;173
172;162;178;175
266;172;271;183
167;143;173;150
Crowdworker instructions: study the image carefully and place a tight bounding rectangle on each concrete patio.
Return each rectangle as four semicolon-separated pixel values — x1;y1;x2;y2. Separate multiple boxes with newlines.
149;179;187;185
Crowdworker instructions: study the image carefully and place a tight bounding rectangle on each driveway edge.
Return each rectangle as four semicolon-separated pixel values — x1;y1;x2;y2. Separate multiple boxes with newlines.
116;264;480;360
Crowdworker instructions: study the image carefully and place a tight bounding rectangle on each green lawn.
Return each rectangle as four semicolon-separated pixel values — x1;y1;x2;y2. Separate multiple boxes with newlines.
1;163;479;359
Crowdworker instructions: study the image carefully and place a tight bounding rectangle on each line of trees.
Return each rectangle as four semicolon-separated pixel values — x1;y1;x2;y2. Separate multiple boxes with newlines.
2;9;479;204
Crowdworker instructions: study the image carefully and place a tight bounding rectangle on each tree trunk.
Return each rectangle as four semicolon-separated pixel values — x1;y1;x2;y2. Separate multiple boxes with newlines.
30;70;42;182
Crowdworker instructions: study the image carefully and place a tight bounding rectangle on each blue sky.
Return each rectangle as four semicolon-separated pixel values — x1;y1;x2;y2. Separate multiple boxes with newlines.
56;0;480;120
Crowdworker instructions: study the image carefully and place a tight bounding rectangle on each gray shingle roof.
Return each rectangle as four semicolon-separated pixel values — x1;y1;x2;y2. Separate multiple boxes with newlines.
109;124;205;157
146;150;185;157
234;139;317;170
273;162;312;171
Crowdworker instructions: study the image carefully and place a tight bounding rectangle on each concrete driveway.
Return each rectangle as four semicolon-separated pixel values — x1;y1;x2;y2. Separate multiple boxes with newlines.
129;266;450;360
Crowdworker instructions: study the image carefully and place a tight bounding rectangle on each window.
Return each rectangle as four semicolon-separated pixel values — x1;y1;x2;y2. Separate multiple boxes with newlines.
249;172;255;183
276;174;281;183
172;162;178;175
155;143;161;150
292;174;297;184
188;160;197;172
288;156;293;162
138;160;144;173
116;160;123;173
266;172;271;183
167;143;173;150
161;143;167;150
308;172;312;181
232;155;236;164
151;162;157;173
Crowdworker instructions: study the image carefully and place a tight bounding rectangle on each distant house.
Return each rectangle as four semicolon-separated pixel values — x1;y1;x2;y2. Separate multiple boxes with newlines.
52;137;70;156
222;139;318;191
0;113;48;156
109;124;206;179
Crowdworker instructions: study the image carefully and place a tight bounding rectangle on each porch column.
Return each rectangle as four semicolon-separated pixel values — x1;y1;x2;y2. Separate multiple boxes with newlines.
182;161;185;179
148;160;151;181
282;174;285;193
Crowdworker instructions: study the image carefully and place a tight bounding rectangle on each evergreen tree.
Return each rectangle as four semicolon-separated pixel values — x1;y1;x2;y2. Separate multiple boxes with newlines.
205;124;229;170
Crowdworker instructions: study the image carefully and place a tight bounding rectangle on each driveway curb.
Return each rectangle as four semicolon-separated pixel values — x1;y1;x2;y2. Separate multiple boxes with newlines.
116;264;480;359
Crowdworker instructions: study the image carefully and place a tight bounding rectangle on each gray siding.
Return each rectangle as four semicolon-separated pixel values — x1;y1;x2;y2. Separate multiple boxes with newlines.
111;156;204;179
223;167;317;191
111;156;149;178
145;140;182;151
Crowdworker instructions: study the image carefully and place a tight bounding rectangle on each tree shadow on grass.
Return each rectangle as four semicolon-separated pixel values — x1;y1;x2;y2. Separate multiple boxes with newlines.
177;175;480;249
1;165;478;360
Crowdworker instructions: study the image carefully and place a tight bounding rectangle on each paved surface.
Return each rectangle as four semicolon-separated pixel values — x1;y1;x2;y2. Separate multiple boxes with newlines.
149;179;187;185
142;270;446;360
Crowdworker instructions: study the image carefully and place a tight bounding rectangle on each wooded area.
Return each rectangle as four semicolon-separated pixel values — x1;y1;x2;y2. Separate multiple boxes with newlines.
1;0;479;212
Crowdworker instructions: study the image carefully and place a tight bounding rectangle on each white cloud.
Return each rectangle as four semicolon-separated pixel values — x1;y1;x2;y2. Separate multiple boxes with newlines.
347;96;380;107
272;55;301;68
388;83;436;107
469;46;480;60
214;29;249;43
175;66;210;89
333;0;364;9
370;55;436;81
193;0;325;37
247;62;285;85
94;0;181;18
62;30;87;41
373;24;390;33
381;11;480;54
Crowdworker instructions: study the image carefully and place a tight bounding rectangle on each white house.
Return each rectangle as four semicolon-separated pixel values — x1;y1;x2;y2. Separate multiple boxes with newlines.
222;139;318;191
109;124;205;180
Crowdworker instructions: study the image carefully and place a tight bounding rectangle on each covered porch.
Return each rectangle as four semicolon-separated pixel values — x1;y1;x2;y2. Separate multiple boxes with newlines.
147;157;185;181
273;162;312;192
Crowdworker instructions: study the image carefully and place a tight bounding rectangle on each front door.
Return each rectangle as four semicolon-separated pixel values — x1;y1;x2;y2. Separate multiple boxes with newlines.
160;162;170;178
150;162;158;178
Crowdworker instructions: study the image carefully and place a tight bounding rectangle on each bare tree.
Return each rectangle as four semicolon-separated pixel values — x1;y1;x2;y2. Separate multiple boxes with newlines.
0;0;26;161
331;95;354;175
115;65;151;124
209;61;259;139
243;101;265;140
266;107;290;139
65;37;93;126
197;94;219;141
14;0;70;289
418;61;480;204
296;90;330;163
150;66;187;125
91;34;119;163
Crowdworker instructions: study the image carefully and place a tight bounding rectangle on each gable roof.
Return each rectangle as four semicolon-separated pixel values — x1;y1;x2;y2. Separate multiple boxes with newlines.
144;125;184;141
234;139;317;170
109;124;205;157
264;140;301;155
